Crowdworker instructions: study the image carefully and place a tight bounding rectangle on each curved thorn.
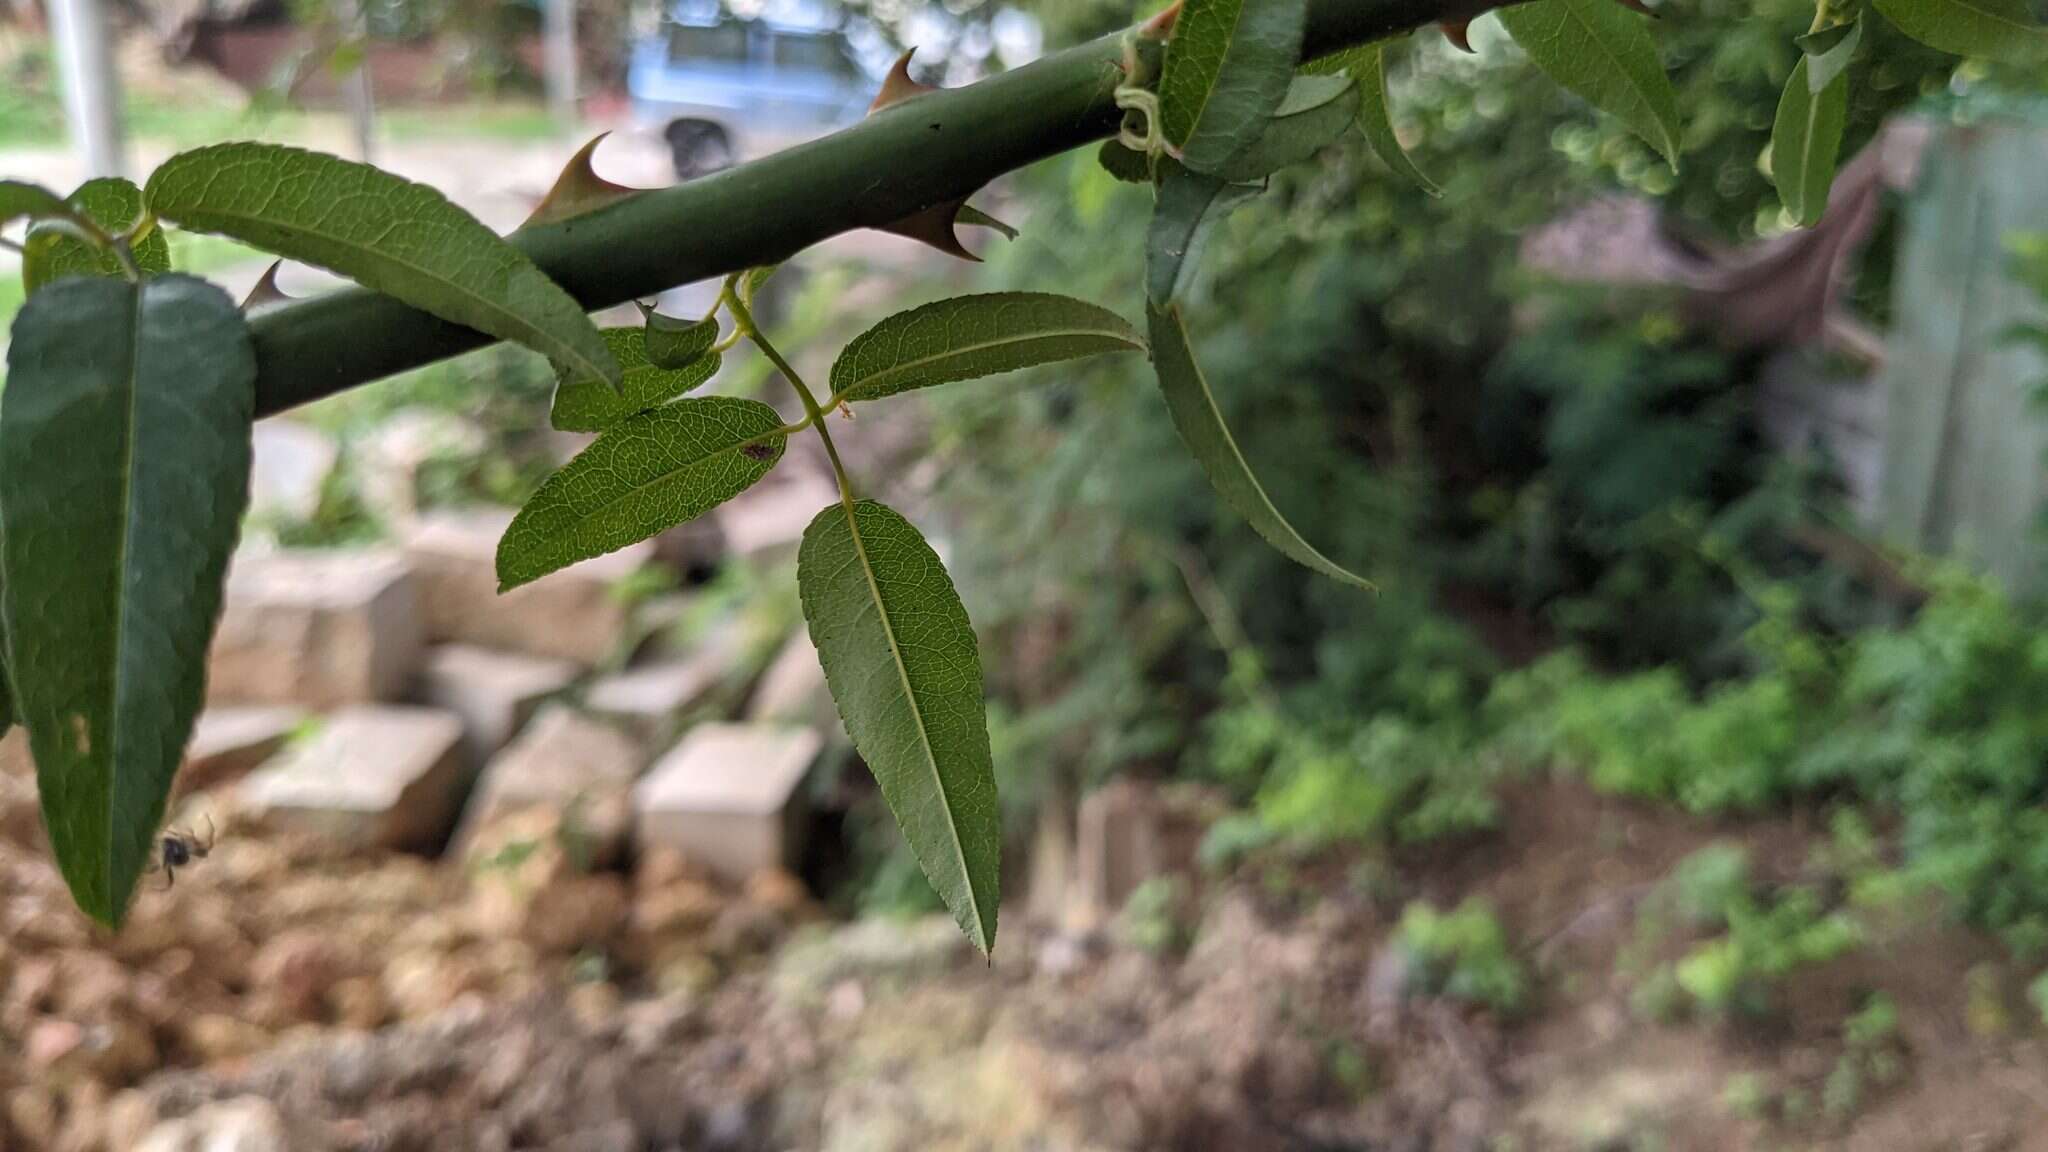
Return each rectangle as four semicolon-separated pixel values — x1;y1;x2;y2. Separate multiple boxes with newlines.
524;132;643;227
869;49;939;114
1441;18;1475;53
241;261;295;312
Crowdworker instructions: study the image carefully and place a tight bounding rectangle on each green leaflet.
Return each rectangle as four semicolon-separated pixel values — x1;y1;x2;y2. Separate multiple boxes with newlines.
830;292;1145;404
1801;16;1864;93
498;396;784;590
642;307;720;369
1214;74;1360;183
1770;55;1849;228
1099;140;1156;185
0;275;256;926
144;142;619;389
551;327;721;433
1146;301;1371;590
1498;0;1683;170
24;178;172;293
1158;0;1310;175
797;498;1000;955
1147;163;1260;308
1311;43;1441;196
1870;0;2048;61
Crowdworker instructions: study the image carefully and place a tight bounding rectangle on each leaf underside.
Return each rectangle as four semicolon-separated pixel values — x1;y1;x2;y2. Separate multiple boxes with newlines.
831;292;1146;404
499;396;784;589
1497;0;1683;170
1870;0;2048;62
798;498;1001;955
0;274;256;926
1146;301;1372;590
1214;73;1360;183
144;142;619;389
1159;0;1311;175
1147;164;1260;308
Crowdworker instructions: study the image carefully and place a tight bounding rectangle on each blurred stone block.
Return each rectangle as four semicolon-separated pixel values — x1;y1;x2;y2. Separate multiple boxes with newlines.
1074;779;1230;930
241;707;466;852
713;473;837;566
248;419;338;524
744;629;837;735
633;724;819;882
402;507;655;666
457;705;643;867
417;644;577;768
176;706;306;797
208;549;423;708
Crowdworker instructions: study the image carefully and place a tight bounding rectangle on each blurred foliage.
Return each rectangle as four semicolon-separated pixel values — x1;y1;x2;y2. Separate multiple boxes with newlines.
1395;898;1531;1015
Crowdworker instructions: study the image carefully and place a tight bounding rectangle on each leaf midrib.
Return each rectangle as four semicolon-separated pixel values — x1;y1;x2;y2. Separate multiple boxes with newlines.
1172;0;1250;146
837;497;986;945
840;327;1139;400
160;177;609;385
103;279;145;915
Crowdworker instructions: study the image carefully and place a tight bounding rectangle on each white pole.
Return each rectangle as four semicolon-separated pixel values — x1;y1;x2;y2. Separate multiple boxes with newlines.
46;0;125;178
543;0;577;130
336;0;376;162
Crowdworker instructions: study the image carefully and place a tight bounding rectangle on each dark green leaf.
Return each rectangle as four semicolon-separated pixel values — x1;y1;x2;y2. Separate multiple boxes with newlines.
0;274;256;926
1146;301;1371;589
551;328;721;433
797;498;1000;955
1498;0;1683;169
498;397;783;589
1214;74;1359;182
24;178;171;293
0;180;77;230
1770;55;1849;228
1147;163;1260;308
640;305;719;369
1870;0;2048;61
1099;140;1155;184
1158;0;1310;175
1800;15;1864;91
144;142;619;389
830;292;1145;404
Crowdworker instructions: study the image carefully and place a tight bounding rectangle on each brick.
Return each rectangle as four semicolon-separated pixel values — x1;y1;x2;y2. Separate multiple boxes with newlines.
416;644;577;767
176;707;306;797
403;507;655;666
240;707;467;852
457;705;642;866
583;640;736;744
633;724;819;882
208;549;423;708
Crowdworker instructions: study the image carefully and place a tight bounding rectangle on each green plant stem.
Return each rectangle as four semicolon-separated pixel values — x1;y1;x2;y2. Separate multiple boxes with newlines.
248;0;1487;418
726;283;856;504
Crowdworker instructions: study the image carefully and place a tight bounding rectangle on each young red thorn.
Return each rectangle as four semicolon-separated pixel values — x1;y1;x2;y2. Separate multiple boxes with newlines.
523;133;642;228
1140;1;1182;38
876;197;1015;261
1441;19;1475;53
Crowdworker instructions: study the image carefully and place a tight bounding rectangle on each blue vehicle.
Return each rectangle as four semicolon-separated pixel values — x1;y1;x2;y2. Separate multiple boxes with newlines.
629;0;881;179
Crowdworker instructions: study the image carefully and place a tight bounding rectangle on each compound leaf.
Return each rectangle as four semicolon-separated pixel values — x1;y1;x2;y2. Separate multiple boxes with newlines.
1214;73;1360;182
1147;301;1371;589
831;292;1144;404
498;396;783;589
144;142;618;388
1159;0;1310;175
1498;0;1682;169
23;178;171;293
1147;163;1259;308
551;328;720;433
0;274;255;926
798;498;1000;955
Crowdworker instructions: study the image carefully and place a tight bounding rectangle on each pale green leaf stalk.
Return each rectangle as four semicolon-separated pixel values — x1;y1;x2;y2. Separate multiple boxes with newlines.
1497;0;1683;170
1770;55;1850;228
497;397;785;589
552;328;720;433
1159;0;1312;175
23;179;170;293
798;498;1002;956
1869;0;2048;62
1214;73;1360;182
830;292;1146;404
144;143;620;389
1147;164;1261;308
0;274;256;926
1147;301;1373;589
